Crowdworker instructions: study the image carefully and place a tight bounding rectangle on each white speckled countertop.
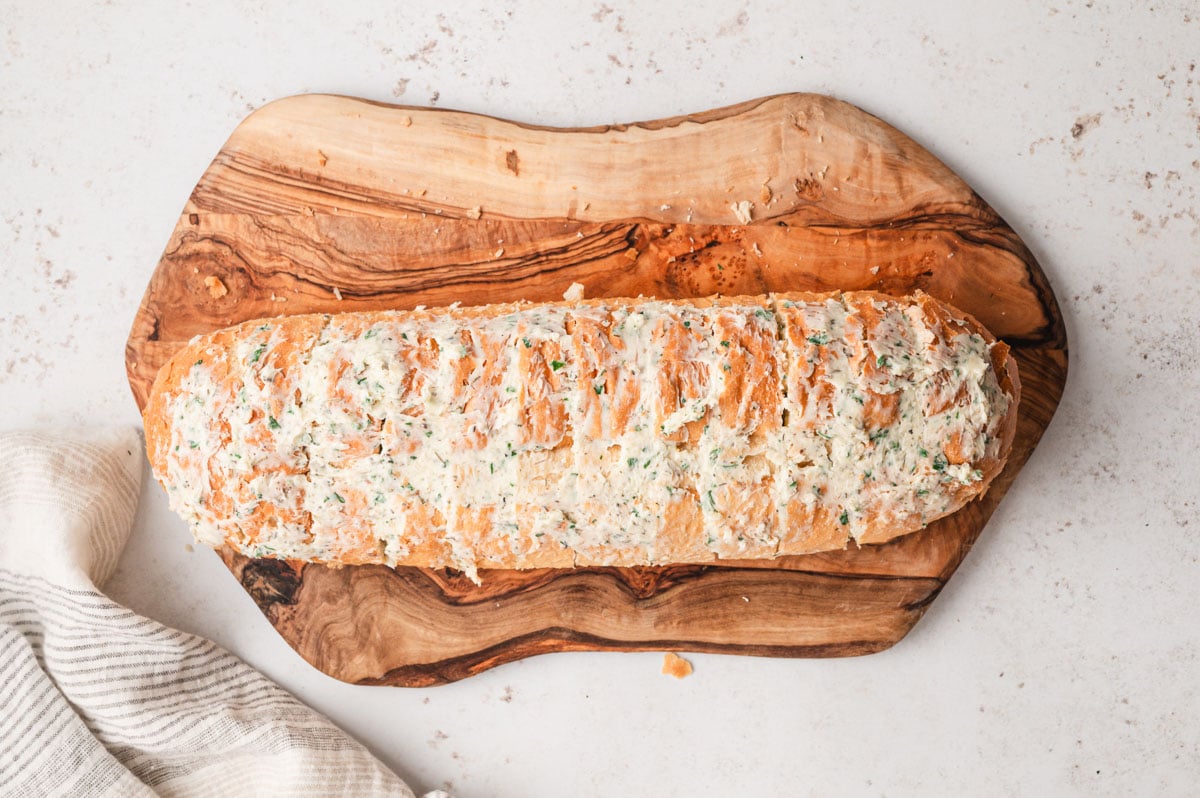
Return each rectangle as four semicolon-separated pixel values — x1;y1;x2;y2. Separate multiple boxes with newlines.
3;1;1198;794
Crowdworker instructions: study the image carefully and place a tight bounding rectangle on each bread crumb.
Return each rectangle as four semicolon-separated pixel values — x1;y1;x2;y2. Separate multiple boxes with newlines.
494;248;505;258
741;595;749;602
270;293;288;303
659;203;672;211
624;248;639;261
662;653;693;679
302;206;315;217
400;116;412;127
563;282;585;302
466;206;482;220
332;286;343;301
582;201;590;211
870;266;880;274
203;275;228;299
317;150;328;167
760;181;772;204
752;242;763;258
731;200;753;224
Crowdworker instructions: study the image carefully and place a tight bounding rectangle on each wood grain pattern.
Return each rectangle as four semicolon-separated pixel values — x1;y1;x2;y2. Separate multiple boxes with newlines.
126;93;1067;685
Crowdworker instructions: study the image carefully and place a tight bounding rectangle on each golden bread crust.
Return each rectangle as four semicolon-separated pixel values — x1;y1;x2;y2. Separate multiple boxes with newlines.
144;291;1019;576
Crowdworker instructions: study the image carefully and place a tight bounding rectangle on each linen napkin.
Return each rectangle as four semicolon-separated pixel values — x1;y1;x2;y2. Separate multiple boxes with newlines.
0;428;434;797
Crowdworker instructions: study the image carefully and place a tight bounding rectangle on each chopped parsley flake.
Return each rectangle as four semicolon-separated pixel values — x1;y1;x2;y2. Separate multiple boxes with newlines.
807;331;830;346
839;510;849;525
551;360;565;371
249;345;266;364
932;454;948;471
267;416;281;430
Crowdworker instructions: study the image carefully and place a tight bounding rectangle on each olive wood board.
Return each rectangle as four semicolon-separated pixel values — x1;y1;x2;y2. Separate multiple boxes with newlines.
126;93;1067;686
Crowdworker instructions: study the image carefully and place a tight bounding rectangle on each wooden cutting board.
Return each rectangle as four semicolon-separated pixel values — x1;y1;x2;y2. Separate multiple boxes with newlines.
126;93;1067;686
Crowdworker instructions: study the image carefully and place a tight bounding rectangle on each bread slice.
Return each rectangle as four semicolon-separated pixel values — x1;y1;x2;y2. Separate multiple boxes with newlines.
143;291;1019;581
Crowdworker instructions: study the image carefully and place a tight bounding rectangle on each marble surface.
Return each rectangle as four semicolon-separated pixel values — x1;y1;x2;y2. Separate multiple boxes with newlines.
2;1;1198;794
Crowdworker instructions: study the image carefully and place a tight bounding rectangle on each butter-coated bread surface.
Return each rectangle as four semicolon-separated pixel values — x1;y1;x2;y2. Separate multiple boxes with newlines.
144;291;1019;581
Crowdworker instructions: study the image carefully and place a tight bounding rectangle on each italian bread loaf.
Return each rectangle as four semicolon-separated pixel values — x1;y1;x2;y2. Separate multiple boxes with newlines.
144;291;1019;581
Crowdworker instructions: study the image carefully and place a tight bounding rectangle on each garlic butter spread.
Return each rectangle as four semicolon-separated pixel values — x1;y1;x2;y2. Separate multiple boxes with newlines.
155;292;1014;581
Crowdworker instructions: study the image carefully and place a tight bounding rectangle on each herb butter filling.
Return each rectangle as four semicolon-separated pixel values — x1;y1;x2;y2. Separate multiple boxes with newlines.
157;292;1014;581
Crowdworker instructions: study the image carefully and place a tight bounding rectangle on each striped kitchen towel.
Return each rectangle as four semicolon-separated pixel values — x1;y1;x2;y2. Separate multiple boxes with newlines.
0;428;437;797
